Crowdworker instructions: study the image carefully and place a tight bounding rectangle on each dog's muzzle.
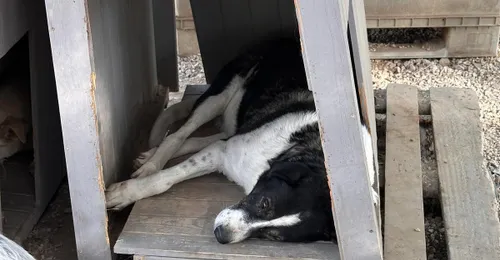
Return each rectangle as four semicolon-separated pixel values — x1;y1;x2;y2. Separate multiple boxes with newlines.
214;225;231;244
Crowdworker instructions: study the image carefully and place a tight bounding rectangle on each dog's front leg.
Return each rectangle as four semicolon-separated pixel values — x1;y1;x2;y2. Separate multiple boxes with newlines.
106;140;226;211
132;85;237;178
148;98;197;148
133;132;228;172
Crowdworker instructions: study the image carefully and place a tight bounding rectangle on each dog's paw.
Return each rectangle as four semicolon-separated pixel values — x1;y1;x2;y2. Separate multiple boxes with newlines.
131;162;158;179
106;180;139;211
133;150;155;170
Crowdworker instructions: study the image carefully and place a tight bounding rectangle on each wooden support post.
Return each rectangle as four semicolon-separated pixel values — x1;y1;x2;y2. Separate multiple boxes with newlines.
346;0;381;233
44;0;158;259
294;0;383;259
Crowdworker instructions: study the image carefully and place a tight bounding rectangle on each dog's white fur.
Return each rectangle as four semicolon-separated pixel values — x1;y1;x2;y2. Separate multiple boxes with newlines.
214;208;301;243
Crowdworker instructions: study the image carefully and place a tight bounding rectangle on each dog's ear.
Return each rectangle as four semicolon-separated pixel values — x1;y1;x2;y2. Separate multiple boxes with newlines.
268;161;311;186
7;120;27;144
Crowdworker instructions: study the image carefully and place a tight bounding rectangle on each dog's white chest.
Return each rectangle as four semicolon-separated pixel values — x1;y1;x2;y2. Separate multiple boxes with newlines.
221;112;318;194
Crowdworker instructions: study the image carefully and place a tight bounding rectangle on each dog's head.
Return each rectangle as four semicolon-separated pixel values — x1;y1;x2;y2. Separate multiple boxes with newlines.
213;161;334;244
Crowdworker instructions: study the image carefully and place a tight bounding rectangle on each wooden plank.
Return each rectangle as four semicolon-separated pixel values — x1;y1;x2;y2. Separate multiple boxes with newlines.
139;256;208;260
383;84;426;260
430;88;500;260
218;0;253;64
249;0;281;39
130;198;234;219
190;0;225;82
123;215;214;237
152;0;179;92
44;0;113;258
147;182;243;202
115;233;338;259
0;0;29;59
294;1;383;259
277;0;299;35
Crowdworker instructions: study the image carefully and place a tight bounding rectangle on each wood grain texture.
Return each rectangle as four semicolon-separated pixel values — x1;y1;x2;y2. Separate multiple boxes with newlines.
383;84;426;260
430;88;500;260
117;232;337;259
294;0;383;259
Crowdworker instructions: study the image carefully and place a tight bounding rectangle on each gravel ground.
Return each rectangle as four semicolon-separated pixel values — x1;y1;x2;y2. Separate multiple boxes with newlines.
370;41;500;205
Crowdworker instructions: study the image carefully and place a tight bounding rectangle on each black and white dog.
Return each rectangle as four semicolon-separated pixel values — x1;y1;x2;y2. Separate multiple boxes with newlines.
105;36;379;244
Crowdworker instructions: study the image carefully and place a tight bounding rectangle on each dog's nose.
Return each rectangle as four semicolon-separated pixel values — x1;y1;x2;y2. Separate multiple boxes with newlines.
214;225;230;244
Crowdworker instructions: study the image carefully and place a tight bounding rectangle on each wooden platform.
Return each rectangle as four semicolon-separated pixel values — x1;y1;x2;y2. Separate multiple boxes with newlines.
115;84;500;259
114;85;340;259
382;84;500;260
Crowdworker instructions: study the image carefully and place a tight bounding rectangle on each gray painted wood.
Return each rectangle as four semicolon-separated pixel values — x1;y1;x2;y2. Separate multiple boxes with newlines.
190;0;298;82
346;0;381;231
153;0;179;92
189;0;225;83
118;232;338;260
0;0;65;243
430;88;500;260
29;0;66;219
294;0;383;259
383;84;426;260
0;0;29;59
44;0;160;259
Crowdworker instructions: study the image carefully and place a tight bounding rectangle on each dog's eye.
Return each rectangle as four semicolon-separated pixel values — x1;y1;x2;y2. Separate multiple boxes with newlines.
260;197;270;210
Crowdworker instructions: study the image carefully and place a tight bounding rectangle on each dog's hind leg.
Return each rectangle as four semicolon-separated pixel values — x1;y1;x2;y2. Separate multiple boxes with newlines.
131;75;246;179
132;132;227;173
106;140;226;210
148;98;197;148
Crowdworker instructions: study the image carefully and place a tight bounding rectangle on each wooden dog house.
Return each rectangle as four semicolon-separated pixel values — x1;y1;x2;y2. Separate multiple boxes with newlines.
43;0;500;259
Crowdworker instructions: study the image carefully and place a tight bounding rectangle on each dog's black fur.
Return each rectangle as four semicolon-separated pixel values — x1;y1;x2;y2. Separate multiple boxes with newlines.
202;36;336;243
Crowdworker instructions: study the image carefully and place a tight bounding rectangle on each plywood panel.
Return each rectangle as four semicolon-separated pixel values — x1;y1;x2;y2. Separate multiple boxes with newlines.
190;0;298;82
44;0;159;259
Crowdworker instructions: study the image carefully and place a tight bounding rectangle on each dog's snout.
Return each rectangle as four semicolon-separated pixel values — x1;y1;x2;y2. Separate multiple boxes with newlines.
214;225;231;244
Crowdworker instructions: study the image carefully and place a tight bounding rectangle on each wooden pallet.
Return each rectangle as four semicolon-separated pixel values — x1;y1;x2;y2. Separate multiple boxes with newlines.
115;84;500;259
382;84;500;260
